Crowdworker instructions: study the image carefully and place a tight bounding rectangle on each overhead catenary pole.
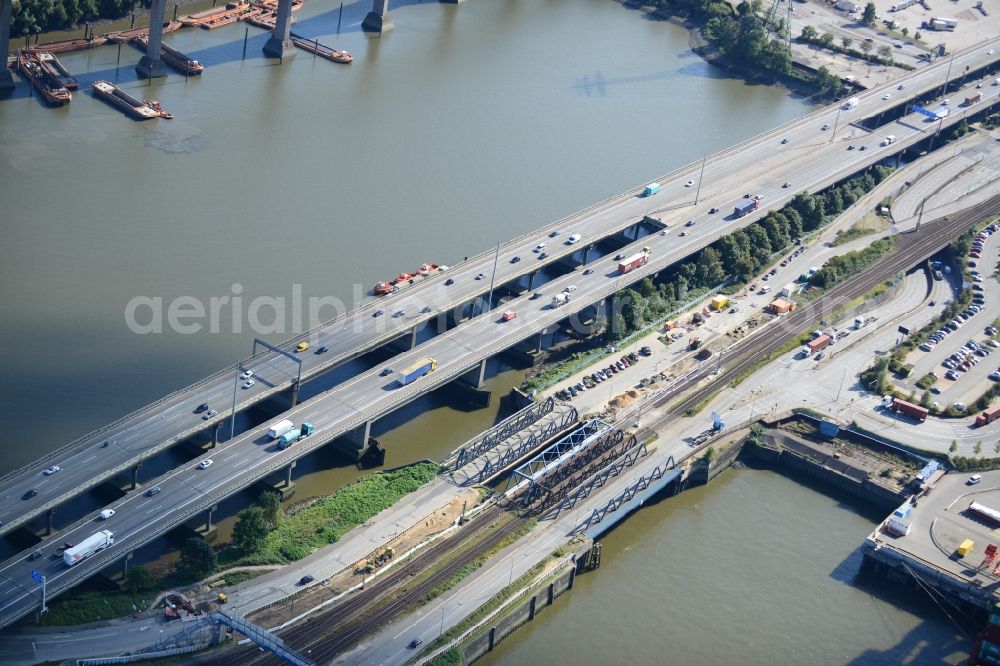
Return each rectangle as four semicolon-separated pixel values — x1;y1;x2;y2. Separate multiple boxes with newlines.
694;153;707;205
230;361;240;442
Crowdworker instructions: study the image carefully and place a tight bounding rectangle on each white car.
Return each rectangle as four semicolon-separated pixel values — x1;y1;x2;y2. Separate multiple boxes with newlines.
565;285;577;292
882;93;891;100
197;459;213;470
685;180;694;187
42;465;61;476
203;409;218;419
534;243;546;252
240;370;254;380
99;509;115;520
242;379;255;389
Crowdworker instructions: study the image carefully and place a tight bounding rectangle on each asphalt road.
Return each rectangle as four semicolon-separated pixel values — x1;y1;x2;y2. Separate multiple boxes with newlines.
0;36;997;633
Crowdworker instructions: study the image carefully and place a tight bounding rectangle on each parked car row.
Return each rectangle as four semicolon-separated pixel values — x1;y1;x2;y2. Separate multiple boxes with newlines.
556;351;645;400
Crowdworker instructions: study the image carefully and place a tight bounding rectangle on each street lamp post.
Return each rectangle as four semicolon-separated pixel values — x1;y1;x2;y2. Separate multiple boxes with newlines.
229;361;240;442
481;241;501;317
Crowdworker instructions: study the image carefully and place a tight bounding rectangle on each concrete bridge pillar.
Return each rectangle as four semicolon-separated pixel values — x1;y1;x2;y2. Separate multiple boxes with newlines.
46;508;55;536
130;463;142;490
136;0;168;78
362;0;393;33
206;504;217;531
290;378;300;407
263;0;294;58
122;550;133;576
211;422;221;448
0;0;14;90
535;331;545;353
528;271;540;291
464;358;488;389
582;244;595;265
285;460;296;488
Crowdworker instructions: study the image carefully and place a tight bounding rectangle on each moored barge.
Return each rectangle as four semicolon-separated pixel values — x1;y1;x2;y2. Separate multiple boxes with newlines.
17;50;72;105
92;80;172;120
134;34;204;75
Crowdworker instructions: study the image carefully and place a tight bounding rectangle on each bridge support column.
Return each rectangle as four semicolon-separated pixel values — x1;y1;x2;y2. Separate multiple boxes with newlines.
535;331;545;353
528;271;539;290
130;463;142;490
206;504;217;531
122;550;134;577
211;422;221;448
136;0;168;78
285;461;296;488
463;358;488;389
528;595;537;619
409;326;418;350
46;508;55;536
334;420;374;461
262;0;295;58
290;378;300;407
362;0;393;33
0;0;14;90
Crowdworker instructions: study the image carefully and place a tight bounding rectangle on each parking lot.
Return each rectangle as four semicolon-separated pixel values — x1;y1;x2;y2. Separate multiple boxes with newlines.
899;222;1000;408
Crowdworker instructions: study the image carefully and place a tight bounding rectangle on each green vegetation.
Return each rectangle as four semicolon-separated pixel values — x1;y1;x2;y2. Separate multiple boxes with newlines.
915;373;937;390
12;0;143;37
798;27;913;71
427;648;464;666
251;463;440;561
830;225;876;247
37;587;154;627
212;569;270;586
177;537;217;580
809;238;895;289
860;357;891;396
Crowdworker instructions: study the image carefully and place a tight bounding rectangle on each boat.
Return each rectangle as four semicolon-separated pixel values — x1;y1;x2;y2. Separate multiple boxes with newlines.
289;33;351;64
134;34;204;75
201;3;254;29
106;20;182;44
34;52;79;90
27;36;107;54
17;50;72;105
251;0;304;11
179;2;243;26
91;80;172;120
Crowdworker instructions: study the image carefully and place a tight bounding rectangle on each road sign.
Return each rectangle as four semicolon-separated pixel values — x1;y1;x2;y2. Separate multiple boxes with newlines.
31;570;44;585
898;325;911;336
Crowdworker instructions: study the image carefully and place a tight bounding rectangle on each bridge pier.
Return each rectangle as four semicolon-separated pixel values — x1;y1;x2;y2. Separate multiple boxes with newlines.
333;420;375;461
0;0;14;90
122;550;133;576
205;504;217;532
290;378;300;407
582;244;595;265
262;0;294;58
46;508;55;536
130;463;142;490
362;0;393;33
284;460;296;488
464;358;488;389
528;271;540;291
136;0;168;78
211;422;221;448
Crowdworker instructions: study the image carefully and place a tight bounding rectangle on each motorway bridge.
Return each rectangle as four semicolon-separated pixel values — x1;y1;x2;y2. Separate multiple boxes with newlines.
0;37;997;630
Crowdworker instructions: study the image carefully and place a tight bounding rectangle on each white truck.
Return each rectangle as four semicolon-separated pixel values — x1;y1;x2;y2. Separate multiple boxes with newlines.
843;97;859;110
551;292;570;308
267;419;295;440
881;135;896;146
64;530;114;566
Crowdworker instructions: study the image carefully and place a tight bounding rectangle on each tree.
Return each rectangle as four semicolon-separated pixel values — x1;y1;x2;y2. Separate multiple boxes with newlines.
901;27;909;36
637;277;656;299
258;491;282;530
841;37;853;50
233;506;268;553
695;247;727;287
975;441;983;455
878;45;892;61
609;313;628;342
819;32;836;50
862;2;876;26
178;538;217;580
126;565;155;594
800;25;818;42
859;40;873;58
949;440;958;455
914;31;922;40
994;441;1000;455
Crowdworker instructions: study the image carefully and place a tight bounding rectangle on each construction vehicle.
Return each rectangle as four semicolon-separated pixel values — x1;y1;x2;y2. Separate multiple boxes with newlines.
688;337;702;351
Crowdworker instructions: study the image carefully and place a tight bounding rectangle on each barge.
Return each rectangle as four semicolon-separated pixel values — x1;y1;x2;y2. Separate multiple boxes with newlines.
17;51;72;105
290;33;352;64
106;20;182;44
92;80;172;120
27;36;107;54
134;34;204;75
35;52;79;90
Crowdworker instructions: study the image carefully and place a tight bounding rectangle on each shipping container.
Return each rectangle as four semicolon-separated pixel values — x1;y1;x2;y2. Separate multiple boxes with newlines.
976;405;1000;427
891;397;928;421
807;334;831;353
710;295;729;311
959;538;975;557
398;357;438;386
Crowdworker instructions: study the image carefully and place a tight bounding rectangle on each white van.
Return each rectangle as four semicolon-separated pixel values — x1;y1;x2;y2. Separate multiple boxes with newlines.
882;135;896;146
843;97;859;110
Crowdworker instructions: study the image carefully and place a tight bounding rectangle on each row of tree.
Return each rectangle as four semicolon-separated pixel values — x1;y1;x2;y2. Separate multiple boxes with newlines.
11;0;148;39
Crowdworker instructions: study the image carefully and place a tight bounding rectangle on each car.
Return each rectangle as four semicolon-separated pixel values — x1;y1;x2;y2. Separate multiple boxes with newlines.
782;182;790;188
146;486;161;497
954;401;966;411
780;138;788;144
565;285;577;292
943;99;950;106
99;509;115;520
23;489;38;500
393;309;406;317
708;207;719;214
969;474;983;485
373;309;384;317
685;180;694;187
859;145;867;151
744;193;752;198
421;306;432;314
43;465;61;476
614;253;625;261
881;93;892;101
299;575;315;585
296;341;309;352
929;300;936;306
475;273;486;280
893;43;902;49
814;352;825;361
409;638;423;649
821;124;830;130
203;409;218;419
685;220;695;227
315;346;329;354
28;550;42;561
847;145;855;151
538;252;548;259
530;291;543;300
569;386;578;397
679;231;687;237
534;243;546;252
444;278;454;286
240;370;254;380
510;256;521;263
380;367;393;376
197;459;213;470
583;268;594;275
195;402;210;413
242;379;255;389
977;83;983;89
549;230;561;238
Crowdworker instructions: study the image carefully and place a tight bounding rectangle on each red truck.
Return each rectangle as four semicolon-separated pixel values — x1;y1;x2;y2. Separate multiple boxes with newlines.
891;397;928;421
618;248;652;274
964;92;982;106
807;334;831;354
976;405;1000;427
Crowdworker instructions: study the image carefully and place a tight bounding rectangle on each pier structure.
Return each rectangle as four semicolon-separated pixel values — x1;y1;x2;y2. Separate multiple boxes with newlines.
136;0;168;78
0;0;14;89
263;0;295;58
362;0;392;34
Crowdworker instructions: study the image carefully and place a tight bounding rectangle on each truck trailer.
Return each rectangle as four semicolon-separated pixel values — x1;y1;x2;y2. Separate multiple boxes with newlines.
64;530;114;566
397;358;437;386
807;334;831;354
618;248;651;274
734;199;759;218
891;397;928;421
965;92;983;106
976;405;1000;427
267;419;295;440
929;16;957;29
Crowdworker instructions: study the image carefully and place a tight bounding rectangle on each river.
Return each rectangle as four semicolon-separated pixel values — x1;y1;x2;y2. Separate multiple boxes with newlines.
0;0;952;649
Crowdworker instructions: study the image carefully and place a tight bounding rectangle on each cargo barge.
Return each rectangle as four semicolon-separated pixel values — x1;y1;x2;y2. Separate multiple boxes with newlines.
34;52;79;90
17;51;72;105
92;80;172;120
290;33;352;63
179;2;246;26
27;36;107;54
133;34;204;75
201;3;254;29
106;20;182;44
